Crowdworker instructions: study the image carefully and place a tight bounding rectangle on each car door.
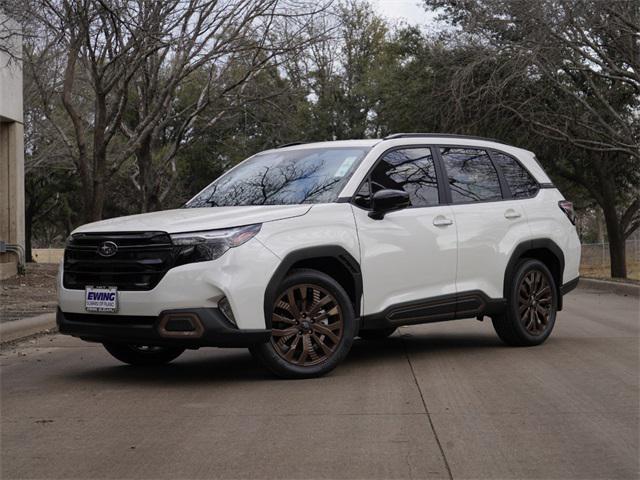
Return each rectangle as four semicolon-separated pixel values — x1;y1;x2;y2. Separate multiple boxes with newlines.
351;146;458;321
438;146;530;300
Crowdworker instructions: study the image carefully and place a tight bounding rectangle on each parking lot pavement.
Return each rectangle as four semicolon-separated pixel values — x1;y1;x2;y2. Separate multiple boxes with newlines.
1;287;638;479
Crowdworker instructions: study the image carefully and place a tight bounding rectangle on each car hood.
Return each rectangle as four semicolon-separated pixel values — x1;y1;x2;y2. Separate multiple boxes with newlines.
73;205;312;234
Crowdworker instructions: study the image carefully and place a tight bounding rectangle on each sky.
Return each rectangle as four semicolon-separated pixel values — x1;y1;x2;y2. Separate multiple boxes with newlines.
368;0;437;27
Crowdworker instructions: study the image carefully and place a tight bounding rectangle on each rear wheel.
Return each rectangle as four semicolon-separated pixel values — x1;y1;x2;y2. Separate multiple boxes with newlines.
492;258;557;346
103;343;185;366
250;269;357;379
359;327;397;340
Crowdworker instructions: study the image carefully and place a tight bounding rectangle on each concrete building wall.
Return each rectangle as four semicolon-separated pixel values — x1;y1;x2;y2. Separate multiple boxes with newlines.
0;15;24;280
0;60;23;123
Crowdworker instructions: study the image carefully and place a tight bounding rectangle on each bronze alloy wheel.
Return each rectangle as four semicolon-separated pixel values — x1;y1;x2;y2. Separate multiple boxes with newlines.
518;269;553;335
270;283;344;366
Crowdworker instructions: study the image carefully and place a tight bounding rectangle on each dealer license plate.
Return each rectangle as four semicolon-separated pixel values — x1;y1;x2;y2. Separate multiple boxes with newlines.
85;286;119;313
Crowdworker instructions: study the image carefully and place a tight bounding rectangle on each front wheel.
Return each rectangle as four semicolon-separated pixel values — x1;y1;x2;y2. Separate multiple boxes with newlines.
250;268;357;379
492;258;558;346
103;343;185;366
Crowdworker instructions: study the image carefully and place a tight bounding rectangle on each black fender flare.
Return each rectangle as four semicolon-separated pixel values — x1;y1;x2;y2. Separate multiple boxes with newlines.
503;238;565;308
263;246;362;329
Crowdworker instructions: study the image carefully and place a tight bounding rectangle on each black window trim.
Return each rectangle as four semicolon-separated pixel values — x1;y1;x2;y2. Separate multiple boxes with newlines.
349;144;447;211
343;143;547;208
436;144;543;206
486;149;512;200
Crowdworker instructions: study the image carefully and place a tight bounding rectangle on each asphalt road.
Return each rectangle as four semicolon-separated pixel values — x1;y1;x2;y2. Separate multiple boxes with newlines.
1;287;638;479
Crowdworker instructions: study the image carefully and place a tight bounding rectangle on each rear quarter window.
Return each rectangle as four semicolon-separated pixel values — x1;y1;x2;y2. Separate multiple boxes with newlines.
491;152;539;198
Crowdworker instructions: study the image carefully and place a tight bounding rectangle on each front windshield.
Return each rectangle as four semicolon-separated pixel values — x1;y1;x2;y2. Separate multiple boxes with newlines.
185;147;369;207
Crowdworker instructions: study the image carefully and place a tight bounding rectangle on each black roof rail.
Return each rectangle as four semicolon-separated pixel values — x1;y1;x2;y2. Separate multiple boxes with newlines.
276;141;306;148
383;132;508;145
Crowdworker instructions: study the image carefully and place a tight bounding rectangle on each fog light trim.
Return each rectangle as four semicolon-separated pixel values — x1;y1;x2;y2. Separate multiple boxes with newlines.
158;312;204;338
218;297;236;327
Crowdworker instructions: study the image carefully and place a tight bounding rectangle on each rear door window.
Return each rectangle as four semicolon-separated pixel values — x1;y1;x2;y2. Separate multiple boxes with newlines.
440;148;502;203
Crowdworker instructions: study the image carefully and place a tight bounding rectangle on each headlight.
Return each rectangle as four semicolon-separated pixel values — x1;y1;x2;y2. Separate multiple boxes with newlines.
171;224;261;266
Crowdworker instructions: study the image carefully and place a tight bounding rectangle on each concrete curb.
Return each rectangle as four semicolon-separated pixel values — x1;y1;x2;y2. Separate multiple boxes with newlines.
578;278;640;298
0;313;57;344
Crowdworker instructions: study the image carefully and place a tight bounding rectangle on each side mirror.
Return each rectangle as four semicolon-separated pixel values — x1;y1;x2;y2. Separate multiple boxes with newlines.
368;189;410;220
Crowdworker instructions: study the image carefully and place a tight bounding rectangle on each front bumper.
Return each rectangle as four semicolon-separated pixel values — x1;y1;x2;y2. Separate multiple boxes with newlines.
57;307;271;348
57;237;281;330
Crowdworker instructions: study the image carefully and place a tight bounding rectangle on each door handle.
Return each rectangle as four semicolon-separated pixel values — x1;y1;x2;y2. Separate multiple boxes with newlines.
504;209;522;219
433;215;453;226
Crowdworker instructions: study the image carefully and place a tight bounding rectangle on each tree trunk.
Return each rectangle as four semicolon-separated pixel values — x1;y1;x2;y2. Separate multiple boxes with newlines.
596;209;605;244
589;167;628;279
137;136;154;213
61;39;94;223
75;150;94;224
91;148;106;222
601;199;627;278
91;91;108;221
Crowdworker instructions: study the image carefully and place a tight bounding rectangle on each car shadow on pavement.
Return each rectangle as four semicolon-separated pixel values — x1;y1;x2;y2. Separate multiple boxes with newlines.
61;330;505;385
398;330;506;352
63;348;274;384
346;331;506;364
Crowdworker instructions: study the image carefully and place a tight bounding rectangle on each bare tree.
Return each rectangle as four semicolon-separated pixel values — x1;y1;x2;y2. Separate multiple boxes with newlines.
281;0;386;140
120;1;328;212
24;0;329;221
425;0;640;277
22;37;79;258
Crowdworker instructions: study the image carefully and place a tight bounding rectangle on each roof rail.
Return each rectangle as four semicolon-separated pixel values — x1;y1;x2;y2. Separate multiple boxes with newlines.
383;132;507;145
276;141;306;148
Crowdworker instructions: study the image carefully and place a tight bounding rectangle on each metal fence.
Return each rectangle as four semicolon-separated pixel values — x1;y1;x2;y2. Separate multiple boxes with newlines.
581;240;640;271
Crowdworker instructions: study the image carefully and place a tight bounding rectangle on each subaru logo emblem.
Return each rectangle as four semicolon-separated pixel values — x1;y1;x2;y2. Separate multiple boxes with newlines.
97;241;118;258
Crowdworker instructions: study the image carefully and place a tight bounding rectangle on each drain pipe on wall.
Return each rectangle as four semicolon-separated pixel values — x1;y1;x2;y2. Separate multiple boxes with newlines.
0;241;26;274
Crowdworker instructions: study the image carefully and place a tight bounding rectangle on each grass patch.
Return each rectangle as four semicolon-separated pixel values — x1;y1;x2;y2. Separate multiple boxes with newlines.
580;262;640;282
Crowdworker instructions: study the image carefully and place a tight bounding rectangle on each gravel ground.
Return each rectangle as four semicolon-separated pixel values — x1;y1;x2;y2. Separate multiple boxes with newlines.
0;264;58;323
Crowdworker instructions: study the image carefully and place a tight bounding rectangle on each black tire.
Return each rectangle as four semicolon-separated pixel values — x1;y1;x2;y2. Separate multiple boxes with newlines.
359;327;397;340
492;258;558;346
103;343;185;366
250;268;357;379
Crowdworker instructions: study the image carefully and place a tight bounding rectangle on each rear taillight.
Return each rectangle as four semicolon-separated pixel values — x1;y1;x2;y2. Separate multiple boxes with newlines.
558;200;576;225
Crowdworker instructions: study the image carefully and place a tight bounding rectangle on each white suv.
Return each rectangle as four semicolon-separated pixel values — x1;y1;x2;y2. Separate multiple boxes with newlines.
57;134;581;378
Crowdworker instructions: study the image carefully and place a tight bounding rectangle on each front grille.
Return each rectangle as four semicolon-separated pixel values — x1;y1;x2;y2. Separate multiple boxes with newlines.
63;232;174;291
